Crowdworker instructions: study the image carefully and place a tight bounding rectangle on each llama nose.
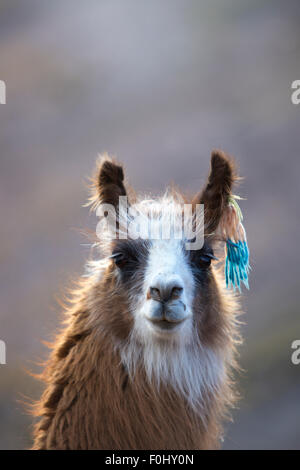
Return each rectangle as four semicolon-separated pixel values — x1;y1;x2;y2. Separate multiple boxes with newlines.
147;275;184;303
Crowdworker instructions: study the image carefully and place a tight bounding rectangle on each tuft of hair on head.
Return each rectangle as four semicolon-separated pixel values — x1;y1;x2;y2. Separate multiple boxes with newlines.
193;150;239;236
86;153;128;211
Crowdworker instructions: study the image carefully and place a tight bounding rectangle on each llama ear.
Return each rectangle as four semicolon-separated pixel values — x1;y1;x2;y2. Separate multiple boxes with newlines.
194;150;250;291
193;150;237;234
88;154;127;210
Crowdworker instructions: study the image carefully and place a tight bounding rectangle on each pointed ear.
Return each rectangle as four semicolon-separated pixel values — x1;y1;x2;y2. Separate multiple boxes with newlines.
88;154;127;210
193;150;238;234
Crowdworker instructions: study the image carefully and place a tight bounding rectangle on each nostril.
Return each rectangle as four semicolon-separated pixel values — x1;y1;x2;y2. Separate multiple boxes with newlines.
148;287;161;301
150;287;160;297
171;286;183;299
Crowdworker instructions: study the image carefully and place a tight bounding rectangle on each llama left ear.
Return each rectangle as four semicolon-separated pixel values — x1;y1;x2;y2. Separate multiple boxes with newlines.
194;150;237;234
194;150;250;290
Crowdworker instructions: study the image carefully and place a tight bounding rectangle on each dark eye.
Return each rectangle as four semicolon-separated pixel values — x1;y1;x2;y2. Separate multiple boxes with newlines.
189;247;218;271
199;253;213;268
110;240;150;284
110;252;127;268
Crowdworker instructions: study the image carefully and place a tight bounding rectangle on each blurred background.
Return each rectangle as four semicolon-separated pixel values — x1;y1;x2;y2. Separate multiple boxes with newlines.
0;0;300;449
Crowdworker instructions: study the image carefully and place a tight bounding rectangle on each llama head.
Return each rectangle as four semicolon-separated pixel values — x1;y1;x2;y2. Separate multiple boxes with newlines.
88;151;239;352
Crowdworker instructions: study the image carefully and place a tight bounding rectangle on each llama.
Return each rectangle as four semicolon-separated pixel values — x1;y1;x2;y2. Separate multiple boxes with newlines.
32;150;248;450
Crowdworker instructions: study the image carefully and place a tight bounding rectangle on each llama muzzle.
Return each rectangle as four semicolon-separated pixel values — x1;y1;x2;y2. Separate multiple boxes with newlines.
145;274;189;330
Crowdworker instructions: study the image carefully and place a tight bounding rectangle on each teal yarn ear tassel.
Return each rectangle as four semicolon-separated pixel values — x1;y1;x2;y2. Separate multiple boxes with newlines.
223;195;250;291
225;238;250;290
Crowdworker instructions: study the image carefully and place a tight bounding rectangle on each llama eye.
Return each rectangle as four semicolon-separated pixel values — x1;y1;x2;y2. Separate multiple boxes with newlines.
189;247;218;272
199;251;218;268
110;252;126;268
199;254;212;267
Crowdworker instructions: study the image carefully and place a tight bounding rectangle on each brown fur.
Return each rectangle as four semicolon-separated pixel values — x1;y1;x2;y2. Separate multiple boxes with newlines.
31;150;243;450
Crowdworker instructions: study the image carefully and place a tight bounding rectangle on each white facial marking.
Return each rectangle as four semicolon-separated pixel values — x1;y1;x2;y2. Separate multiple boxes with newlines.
132;239;194;343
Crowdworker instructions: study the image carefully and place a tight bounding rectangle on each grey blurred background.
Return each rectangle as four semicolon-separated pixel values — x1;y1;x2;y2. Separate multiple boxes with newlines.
0;0;300;449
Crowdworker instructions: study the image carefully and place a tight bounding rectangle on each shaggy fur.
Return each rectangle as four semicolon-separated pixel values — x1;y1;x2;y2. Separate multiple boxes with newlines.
31;150;243;450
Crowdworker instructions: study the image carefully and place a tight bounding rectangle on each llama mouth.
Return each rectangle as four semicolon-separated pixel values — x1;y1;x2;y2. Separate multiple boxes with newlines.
147;318;186;332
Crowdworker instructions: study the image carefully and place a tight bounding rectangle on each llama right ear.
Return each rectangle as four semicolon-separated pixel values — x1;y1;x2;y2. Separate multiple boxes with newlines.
88;154;127;210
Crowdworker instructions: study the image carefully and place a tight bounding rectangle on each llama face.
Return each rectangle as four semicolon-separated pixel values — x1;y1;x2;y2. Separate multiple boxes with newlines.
112;237;195;342
90;151;237;351
107;198;216;345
